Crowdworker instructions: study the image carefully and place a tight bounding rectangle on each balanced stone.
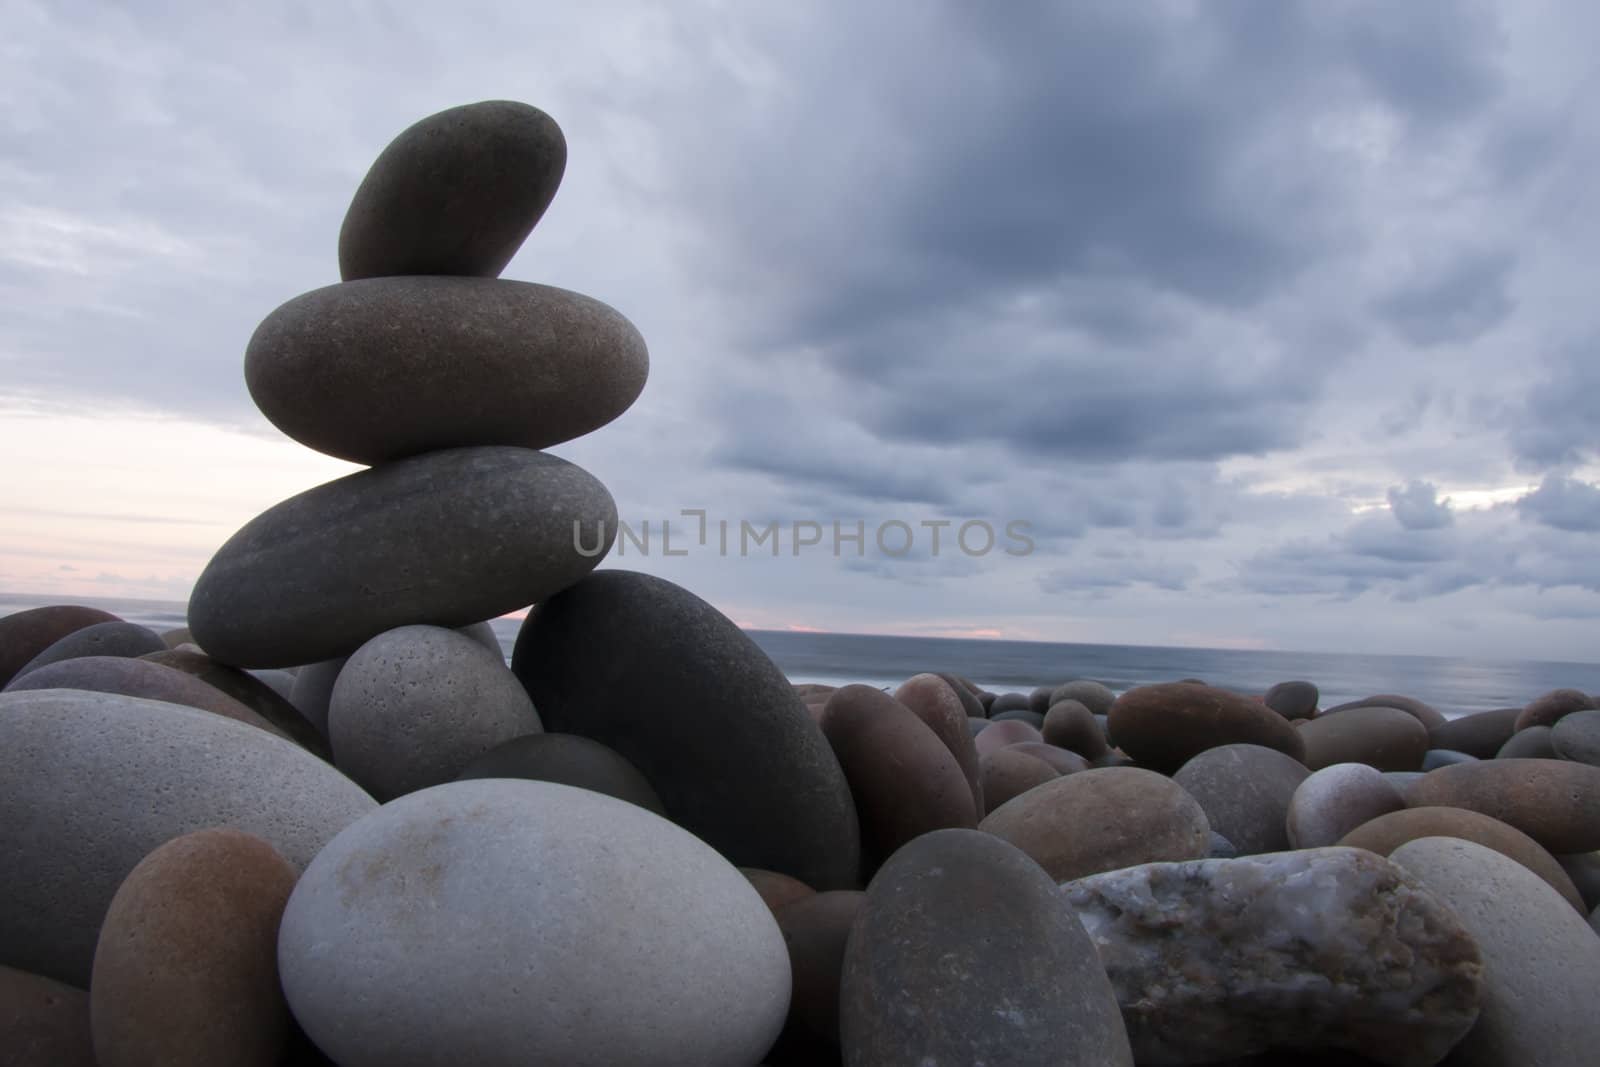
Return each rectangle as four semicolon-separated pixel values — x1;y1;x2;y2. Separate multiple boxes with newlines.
1405;758;1600;853
277;779;791;1067
14;620;165;678
0;604;119;686
0;689;374;986
339;100;566;281
90;829;299;1067
454;732;666;816
246;277;648;464
513;570;860;890
1551;708;1600;766
1061;847;1482;1066
1051;679;1116;715
893;673;984;818
840;829;1133;1066
1264;679;1319;719
0;964;96;1067
1042;698;1110;758
1108;683;1305;773
5;655;286;738
1286;763;1404;849
1172;744;1308;855
775;890;864;1048
190;446;615;668
141;649;328;756
1298;705;1429;771
1514;687;1596;731
979;747;1060;811
1426;706;1519;758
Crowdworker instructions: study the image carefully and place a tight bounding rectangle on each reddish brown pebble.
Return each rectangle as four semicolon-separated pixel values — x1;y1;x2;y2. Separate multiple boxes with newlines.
895;673;985;819
740;868;817;915
1108;683;1305;774
0;964;96;1066
1406;758;1600;854
1515;688;1597;732
979;748;1060;811
0;605;120;687
1298;705;1429;771
775;890;864;1047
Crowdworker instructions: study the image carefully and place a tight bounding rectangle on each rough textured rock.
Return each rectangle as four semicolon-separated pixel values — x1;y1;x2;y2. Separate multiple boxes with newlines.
1286;763;1405;849
1298;705;1429;771
1391;837;1600;1066
14;620;165;678
775;891;863;1049
1051;679;1117;716
339;100;566;280
5;655;286;737
142;649;328;756
247;277;647;464
1321;694;1446;731
1172;744;1309;855
1042;698;1110;758
328;625;541;800
513;570;860;890
1062;848;1482;1066
454;732;665;815
1514;687;1597;732
979;767;1210;882
0;964;96;1067
1405;758;1600;853
1551;708;1600;766
0;689;375;986
277;779;791;1067
0;604;119;687
1495;724;1556;759
1426;706;1520;759
1264;679;1319;719
191;446;615;668
1109;683;1306;773
893;673;983;819
841;829;1133;1066
1335;806;1584;912
979;747;1060;811
90;829;298;1067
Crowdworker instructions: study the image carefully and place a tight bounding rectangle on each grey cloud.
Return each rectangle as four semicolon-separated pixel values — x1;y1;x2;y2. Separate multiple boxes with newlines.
1387;481;1455;530
1038;548;1198;597
1375;249;1517;347
1509;342;1600;470
1518;476;1600;532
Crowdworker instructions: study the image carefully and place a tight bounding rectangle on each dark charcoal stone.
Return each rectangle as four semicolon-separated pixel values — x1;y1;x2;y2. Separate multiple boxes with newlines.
1027;685;1056;714
1173;744;1309;855
190;446;614;668
14;621;164;679
1427;706;1520;759
512;570;860;890
1109;683;1305;774
1264;679;1319;719
0;605;120;687
0;964;96;1067
840;829;1132;1066
454;732;665;816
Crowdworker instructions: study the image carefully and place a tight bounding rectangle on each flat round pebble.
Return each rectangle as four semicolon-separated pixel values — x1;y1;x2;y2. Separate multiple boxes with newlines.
1108;683;1305;774
1172;744;1309;855
454;732;665;815
1298;705;1429;771
1286;763;1404;849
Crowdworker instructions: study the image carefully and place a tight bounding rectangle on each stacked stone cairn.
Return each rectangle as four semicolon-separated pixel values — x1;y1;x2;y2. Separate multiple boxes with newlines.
5;100;1600;1066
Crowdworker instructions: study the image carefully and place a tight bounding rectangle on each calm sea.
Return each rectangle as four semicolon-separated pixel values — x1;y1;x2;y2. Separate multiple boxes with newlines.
6;592;1598;718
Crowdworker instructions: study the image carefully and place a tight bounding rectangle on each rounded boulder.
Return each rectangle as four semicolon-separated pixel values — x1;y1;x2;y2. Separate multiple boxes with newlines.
0;604;120;687
1298;704;1429;771
1286;763;1405;849
5;655;286;738
1406;758;1600;853
1172;744;1309;855
14;621;164;678
454;732;665;815
1427;706;1520;759
1551;709;1600;766
1108;683;1305;774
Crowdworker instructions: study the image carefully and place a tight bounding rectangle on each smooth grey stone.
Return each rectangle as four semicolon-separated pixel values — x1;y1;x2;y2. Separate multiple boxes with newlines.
1172;744;1309;855
0;604;120;686
1392;837;1600;1065
247;668;297;701
1264;679;1319;719
1063;848;1482;1066
0;690;374;986
1421;748;1478;770
1051;679;1116;716
328;625;541;801
246;277;648;464
1383;771;1426;792
988;692;1030;715
1321;694;1446;731
1427;706;1520;759
278;780;790;1067
288;657;347;738
339;100;566;281
966;716;989;737
1551;709;1600;766
1286;763;1404;850
1207;832;1238;859
456;620;501;657
990;708;1043;728
513;570;860;891
1496;725;1556;759
14;621;165;679
454;733;665;816
841;829;1132;1066
190;446;615;668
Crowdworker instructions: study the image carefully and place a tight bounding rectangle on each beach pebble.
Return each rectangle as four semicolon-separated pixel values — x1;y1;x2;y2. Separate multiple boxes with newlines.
1421;748;1477;770
513;570;860;890
1495;724;1556;759
247;277;647;464
190;446;615;668
1298;704;1429;771
0;689;374;986
14;620;165;678
840;828;1133;1066
1514;687;1597;731
1264;679;1319;719
1027;684;1057;713
742;869;817;915
967;715;990;737
1551;708;1600;766
277;779;791;1067
1207;832;1239;858
1286;763;1405;849
1405;758;1600;853
5;655;286;737
339;100;566;280
328;625;540;800
245;667;296;700
979;747;1060;811
90;829;298;1067
1321;694;1446;731
0;604;120;686
1041;698;1109;758
142;649;327;756
1384;770;1427;792
1337;806;1584;912
1427;706;1520;759
1051;679;1116;716
1391;836;1600;1066
1555;851;1600;911
991;708;1044;727
938;672;987;717
979;767;1210;882
1062;847;1482;1066
989;692;1031;715
1108;682;1306;774
0;964;96;1067
972;715;1044;755
287;656;346;738
454;732;665;815
775;890;863;1049
1006;740;1091;776
1172;743;1308;855
893;673;983;819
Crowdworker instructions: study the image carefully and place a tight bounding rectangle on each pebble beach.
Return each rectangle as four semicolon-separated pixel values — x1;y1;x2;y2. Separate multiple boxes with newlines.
4;99;1600;1066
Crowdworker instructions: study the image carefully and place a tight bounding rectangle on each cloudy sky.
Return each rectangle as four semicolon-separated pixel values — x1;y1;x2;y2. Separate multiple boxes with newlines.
5;0;1600;660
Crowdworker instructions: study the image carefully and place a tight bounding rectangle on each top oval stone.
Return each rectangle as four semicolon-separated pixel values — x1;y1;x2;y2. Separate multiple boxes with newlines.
1108;683;1305;774
339;100;566;280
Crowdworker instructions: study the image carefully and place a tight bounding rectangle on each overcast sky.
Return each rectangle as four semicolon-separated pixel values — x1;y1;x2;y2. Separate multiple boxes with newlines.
5;0;1600;660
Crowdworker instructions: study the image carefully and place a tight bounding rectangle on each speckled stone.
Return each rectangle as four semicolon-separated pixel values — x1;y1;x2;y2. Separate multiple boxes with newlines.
277;779;791;1067
90;829;298;1067
1108;683;1305;774
979;767;1210;882
0;604;120;687
1172;744;1309;855
1042;698;1110;758
1321;694;1446;731
339;100;566;280
1426;706;1520;759
1286;763;1405;849
1391;837;1600;1066
1051;679;1116;716
5;656;286;738
979;747;1060;811
1514;687;1597;732
775;890;863;1049
454;732;665;815
893;673;983;819
1551;709;1600;766
0;689;374;986
1062;847;1482;1066
1406;758;1600;853
190;446;615;668
1264;679;1319;719
841;829;1133;1066
14;621;165;678
0;964;96;1066
1298;705;1429;771
141;649;328;757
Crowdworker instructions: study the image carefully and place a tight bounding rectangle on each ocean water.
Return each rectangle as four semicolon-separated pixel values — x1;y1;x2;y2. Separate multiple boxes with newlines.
5;592;1598;717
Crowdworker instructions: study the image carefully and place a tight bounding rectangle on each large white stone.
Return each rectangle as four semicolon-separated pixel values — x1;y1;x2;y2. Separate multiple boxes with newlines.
277;779;791;1067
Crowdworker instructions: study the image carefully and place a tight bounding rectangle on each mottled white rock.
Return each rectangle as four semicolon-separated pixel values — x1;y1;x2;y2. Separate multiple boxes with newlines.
1061;847;1482;1066
1287;763;1405;849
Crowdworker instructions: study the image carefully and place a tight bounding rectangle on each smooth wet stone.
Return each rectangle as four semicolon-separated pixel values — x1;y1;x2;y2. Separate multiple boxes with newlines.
1556;850;1600;911
742;869;817;916
1495;724;1556;759
247;277;648;464
1407;758;1600;853
91;829;298;1067
1391;837;1600;1066
1041;698;1110;758
278;779;791;1067
1514;687;1596;732
329;625;541;800
979;747;1059;811
972;716;1043;756
6;655;285;737
0;964;96;1067
893;673;984;819
14;620;165;678
514;570;860;890
1427;706;1520;759
1264;679;1319;719
454;732;665;815
1051;679;1116;716
1421;748;1477;770
0;604;119;686
821;686;977;870
979;767;1210;882
1551;708;1600;766
1108;683;1305;774
142;649;328;756
1299;705;1429;771
841;829;1132;1066
1061;847;1482;1067
1286;763;1405;849
1172;744;1309;855
0;689;374;986
1337;806;1584;912
775;891;863;1049
1321;694;1447;731
339;100;566;280
191;446;615;668
1006;740;1091;776
287;657;346;737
